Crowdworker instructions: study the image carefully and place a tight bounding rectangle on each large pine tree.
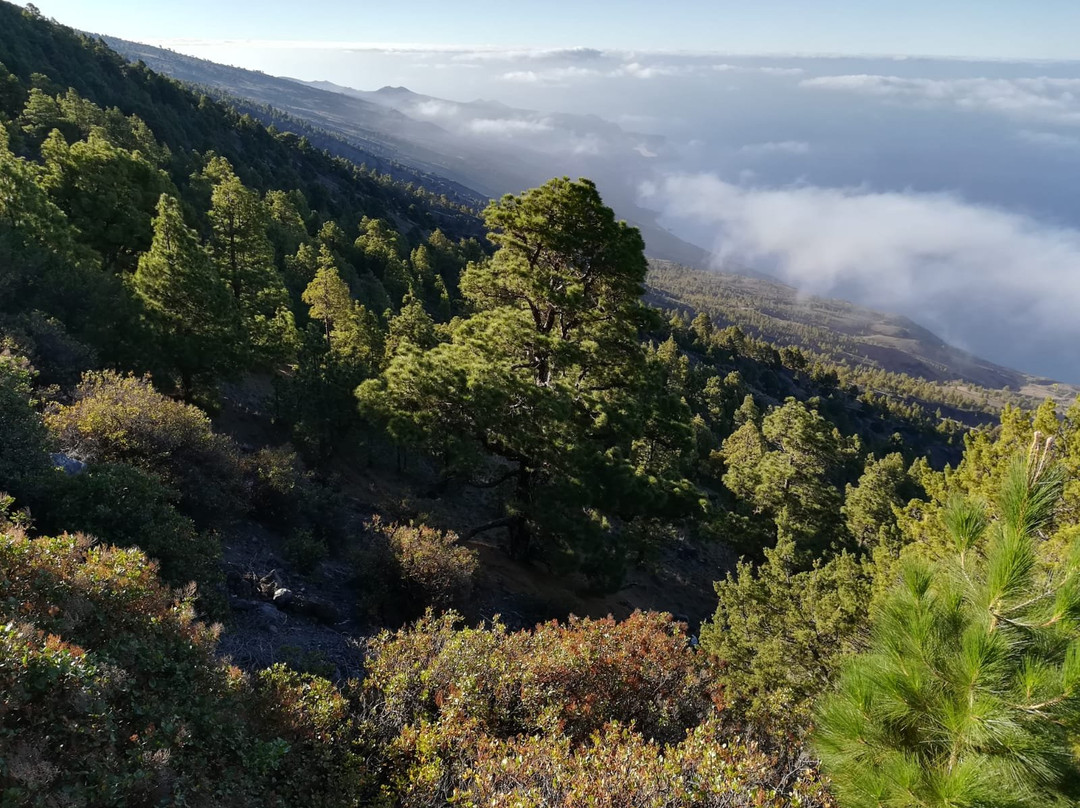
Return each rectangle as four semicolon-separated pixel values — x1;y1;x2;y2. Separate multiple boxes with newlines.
358;177;697;585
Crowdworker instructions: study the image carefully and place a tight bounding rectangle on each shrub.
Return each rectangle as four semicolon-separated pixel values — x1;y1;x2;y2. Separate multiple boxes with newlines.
44;462;223;604
0;516;363;807
456;719;831;808
365;610;716;745
46;370;244;525
246;445;317;528
700;530;870;739
283;527;329;574
360;611;825;806
245;444;344;541
0;348;51;503
0;311;97;388
376;518;477;611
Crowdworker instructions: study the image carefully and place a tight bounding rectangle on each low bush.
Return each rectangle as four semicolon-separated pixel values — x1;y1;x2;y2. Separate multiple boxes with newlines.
0;349;51;504
44;462;223;605
46;370;244;526
0;512;364;807
380;519;477;611
354;519;478;619
283;527;330;574
359;610;827;806
456;720;830;808
365;610;716;745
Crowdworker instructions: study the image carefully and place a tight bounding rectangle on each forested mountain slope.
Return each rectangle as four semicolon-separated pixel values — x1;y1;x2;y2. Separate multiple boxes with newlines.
3;4;1080;805
0;3;484;240
650;260;1077;407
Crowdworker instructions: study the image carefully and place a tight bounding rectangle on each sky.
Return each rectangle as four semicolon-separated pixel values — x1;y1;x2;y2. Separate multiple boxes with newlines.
31;0;1080;61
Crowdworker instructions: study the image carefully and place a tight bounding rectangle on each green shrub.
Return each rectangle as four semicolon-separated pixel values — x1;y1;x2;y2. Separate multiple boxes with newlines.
359;610;828;806
283;527;329;574
245;444;341;536
45;462;223;604
0;348;51;503
0;517;364;807
700;530;870;739
365;610;717;746
455;719;830;808
46;370;244;525
0;311;97;388
377;518;477;612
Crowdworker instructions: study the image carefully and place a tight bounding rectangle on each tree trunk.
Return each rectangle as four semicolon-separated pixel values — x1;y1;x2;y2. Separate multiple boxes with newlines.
508;466;532;559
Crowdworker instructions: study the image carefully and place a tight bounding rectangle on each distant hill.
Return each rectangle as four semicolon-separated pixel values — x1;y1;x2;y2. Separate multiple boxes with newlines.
648;261;1077;401
101;37;711;268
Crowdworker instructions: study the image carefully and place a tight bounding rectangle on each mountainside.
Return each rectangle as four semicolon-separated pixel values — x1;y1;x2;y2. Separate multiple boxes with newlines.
649;260;1077;402
102;36;712;267
0;7;485;244
4;5;1080;806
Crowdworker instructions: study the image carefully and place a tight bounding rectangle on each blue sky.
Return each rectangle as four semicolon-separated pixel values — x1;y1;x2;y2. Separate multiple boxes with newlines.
30;0;1080;60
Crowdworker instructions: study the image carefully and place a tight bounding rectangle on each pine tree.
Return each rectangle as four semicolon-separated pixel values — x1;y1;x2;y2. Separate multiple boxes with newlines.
359;178;697;584
40;127;170;271
301;246;381;366
133;194;236;396
205;157;296;365
814;439;1080;808
282;248;383;454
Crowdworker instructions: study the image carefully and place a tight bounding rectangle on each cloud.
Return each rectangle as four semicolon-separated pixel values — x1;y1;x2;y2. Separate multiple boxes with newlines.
466;117;554;135
802;74;1080;125
413;99;459;118
500;66;604;85
451;46;606;63
617;62;688;79
615;61;804;80
642;173;1080;378
499;58;806;84
739;140;811;155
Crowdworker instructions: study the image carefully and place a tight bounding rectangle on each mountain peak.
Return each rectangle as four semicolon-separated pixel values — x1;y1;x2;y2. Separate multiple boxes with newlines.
376;85;416;96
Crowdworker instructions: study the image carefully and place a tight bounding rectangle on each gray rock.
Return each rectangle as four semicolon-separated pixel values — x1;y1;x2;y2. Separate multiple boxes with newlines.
272;587;294;606
50;453;86;476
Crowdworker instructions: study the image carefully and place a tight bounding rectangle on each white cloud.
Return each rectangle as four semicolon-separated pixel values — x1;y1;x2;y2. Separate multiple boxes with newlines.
499;59;805;84
500;66;603;85
569;134;603;155
466;117;554;135
616;61;704;79
642;173;1080;375
802;74;1080;125
614;61;804;80
451;46;606;63
739;140;811;155
412;99;459;118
